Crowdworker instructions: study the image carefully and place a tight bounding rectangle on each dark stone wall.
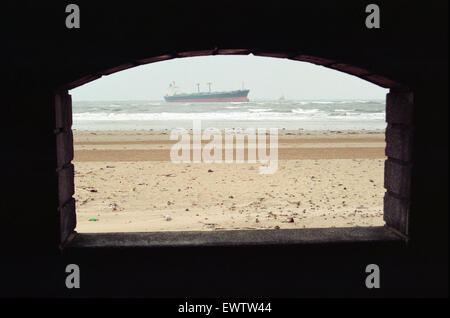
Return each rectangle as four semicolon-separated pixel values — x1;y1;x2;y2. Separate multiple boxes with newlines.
1;89;59;256
0;1;447;297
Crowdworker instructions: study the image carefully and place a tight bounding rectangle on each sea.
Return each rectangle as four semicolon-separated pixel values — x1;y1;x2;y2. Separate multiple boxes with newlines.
72;99;386;131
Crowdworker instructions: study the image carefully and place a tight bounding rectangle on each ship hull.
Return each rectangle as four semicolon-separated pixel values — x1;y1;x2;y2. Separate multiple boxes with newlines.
164;89;249;103
165;96;249;103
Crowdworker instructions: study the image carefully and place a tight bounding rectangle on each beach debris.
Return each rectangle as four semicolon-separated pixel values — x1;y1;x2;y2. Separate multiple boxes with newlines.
185;208;189;211
167;201;173;205
204;223;216;229
88;218;99;222
283;217;295;223
267;211;277;219
79;198;94;206
255;218;260;223
164;215;172;221
106;165;115;168
208;169;214;173
108;203;118;211
287;200;301;208
158;173;176;177
274;225;280;229
89;189;98;193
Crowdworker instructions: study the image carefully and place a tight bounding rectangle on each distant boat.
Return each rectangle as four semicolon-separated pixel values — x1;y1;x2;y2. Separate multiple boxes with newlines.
164;81;250;103
279;94;285;101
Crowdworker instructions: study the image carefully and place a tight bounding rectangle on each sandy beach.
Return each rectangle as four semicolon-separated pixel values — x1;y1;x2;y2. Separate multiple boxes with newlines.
73;129;386;232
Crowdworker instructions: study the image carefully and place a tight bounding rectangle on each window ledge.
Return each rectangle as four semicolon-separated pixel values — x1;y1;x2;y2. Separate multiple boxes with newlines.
66;226;403;249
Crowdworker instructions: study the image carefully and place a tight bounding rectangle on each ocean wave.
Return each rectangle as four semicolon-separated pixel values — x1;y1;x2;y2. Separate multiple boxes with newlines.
334;109;354;112
294;101;336;105
73;111;385;122
291;108;321;114
311;101;335;104
248;108;273;112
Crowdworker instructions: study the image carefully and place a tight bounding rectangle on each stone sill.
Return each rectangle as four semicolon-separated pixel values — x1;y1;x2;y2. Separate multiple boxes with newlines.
67;226;403;249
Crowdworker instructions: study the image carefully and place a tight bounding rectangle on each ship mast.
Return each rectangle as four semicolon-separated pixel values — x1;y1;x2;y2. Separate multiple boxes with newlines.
196;83;200;93
206;82;212;93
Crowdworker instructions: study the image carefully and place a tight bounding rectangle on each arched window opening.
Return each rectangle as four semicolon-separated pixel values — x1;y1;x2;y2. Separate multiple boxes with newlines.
66;54;390;234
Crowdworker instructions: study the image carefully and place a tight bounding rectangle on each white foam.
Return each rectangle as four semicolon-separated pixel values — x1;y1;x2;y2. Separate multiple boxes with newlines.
74;110;385;122
248;108;273;112
291;108;321;114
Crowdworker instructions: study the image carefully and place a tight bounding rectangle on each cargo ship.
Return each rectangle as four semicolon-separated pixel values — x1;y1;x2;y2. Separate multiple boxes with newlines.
164;82;249;102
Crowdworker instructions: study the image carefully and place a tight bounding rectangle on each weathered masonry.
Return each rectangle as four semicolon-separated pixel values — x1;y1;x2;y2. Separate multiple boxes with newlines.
1;1;447;297
53;52;415;248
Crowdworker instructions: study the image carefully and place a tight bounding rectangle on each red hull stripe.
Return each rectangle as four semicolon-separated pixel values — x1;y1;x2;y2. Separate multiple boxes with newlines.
167;96;249;103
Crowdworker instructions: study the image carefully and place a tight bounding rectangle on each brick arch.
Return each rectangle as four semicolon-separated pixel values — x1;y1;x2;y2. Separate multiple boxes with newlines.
55;49;413;248
61;49;408;91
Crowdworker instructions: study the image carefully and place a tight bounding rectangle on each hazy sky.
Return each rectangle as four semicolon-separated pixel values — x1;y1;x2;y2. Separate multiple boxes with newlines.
71;55;388;101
